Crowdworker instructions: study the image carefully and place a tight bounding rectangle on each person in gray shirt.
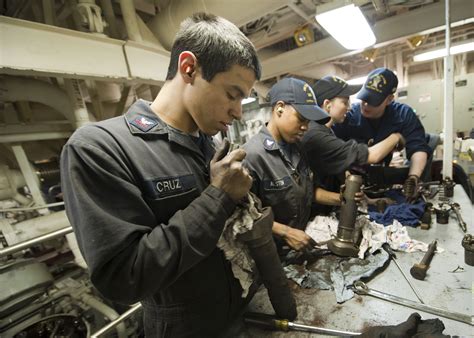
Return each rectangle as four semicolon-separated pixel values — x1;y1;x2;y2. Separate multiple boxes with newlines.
61;13;261;337
244;77;330;252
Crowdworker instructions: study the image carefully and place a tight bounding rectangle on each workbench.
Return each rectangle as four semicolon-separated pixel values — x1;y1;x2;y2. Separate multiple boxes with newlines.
230;185;473;337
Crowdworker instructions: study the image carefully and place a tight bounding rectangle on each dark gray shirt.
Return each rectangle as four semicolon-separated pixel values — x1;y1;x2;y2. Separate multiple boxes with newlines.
61;100;244;336
243;126;313;231
301;121;369;176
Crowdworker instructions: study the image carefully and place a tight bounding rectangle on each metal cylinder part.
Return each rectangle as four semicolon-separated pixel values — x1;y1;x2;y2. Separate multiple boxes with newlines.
435;204;451;224
441;177;455;198
462;234;474;266
328;175;363;257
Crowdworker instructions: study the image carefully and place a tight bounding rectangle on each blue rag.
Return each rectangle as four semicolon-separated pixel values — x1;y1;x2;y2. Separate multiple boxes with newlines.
369;190;425;226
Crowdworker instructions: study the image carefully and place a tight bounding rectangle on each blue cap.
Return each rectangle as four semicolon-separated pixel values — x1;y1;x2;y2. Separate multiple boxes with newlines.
269;77;330;124
357;68;398;106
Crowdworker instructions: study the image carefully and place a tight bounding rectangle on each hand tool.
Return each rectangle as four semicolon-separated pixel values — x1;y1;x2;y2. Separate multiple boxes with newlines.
410;240;437;280
350;281;472;325
451;203;467;233
382;243;425;304
243;312;361;336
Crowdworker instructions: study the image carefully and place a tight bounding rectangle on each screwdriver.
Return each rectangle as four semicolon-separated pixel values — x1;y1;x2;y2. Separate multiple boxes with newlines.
243;312;361;336
382;243;425;304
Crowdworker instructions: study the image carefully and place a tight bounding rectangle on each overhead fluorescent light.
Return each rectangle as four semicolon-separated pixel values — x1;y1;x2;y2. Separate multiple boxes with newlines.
315;4;376;50
347;76;367;85
242;97;256;105
413;40;474;62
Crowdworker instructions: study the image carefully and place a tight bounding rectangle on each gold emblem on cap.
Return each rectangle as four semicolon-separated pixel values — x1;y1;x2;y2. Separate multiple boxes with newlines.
303;83;315;103
366;74;386;93
332;76;347;88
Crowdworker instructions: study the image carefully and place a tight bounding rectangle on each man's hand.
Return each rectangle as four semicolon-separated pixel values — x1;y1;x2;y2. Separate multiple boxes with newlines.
283;227;316;251
403;174;420;203
210;139;252;202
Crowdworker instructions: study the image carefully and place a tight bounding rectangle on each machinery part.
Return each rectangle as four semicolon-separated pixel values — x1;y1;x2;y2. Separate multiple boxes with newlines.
434;204;451;224
238;207;297;320
0;227;73;258
91;304;142;338
402;174;420;201
382;244;425;304
420;202;432;230
441;177;455;198
328;175;363;257
462;234;474;266
243;312;361;336
451;203;467;233
410;240;437;280
0;202;64;213
351;281;472;325
81;294;126;338
13;314;90;337
0;260;54;318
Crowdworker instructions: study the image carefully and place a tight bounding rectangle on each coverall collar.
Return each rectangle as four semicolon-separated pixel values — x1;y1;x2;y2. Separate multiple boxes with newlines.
124;100;214;160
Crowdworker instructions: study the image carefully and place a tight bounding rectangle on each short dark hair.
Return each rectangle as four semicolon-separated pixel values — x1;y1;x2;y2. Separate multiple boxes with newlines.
166;12;261;82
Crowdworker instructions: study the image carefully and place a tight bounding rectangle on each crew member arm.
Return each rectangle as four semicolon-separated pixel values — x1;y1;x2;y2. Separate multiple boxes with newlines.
408;151;428;178
314;187;341;206
302;125;368;176
61;138;235;304
367;133;402;164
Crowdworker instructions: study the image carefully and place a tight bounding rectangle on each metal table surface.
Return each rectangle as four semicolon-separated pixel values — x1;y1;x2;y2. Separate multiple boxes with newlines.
231;185;473;337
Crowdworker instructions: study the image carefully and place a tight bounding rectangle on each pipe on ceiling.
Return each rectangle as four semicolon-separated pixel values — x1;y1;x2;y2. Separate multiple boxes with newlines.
147;0;289;50
0;76;74;124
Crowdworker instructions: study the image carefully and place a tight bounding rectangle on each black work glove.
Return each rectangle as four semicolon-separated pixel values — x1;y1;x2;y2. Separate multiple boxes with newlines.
403;174;420;203
361;312;448;338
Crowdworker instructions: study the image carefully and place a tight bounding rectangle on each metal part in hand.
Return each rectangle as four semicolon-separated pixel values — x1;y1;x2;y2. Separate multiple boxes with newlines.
350;281;472;325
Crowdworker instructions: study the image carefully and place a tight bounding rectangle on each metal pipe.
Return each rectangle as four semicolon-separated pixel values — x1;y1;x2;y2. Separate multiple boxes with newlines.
0;132;72;143
81;294;127;338
99;0;120;38
0;226;73;257
442;0;454;179
119;0;142;42
0;76;74;123
0;201;64;212
11;144;47;207
91;303;142;338
287;2;323;31
42;0;55;25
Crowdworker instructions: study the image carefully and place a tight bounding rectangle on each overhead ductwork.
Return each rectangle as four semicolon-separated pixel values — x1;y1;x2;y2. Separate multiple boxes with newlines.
0;76;74;123
147;0;289;50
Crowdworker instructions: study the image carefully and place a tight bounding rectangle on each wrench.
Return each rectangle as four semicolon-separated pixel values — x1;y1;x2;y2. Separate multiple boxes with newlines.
451;203;467;233
350;281;472;325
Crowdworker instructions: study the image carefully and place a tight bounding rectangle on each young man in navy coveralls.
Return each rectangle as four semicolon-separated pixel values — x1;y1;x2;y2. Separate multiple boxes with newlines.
61;13;261;337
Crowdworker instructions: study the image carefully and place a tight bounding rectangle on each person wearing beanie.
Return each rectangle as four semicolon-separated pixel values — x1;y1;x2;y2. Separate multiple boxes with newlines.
332;68;431;202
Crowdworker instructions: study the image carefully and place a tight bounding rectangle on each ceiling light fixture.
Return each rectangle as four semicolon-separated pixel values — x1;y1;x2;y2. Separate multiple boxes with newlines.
315;3;376;50
413;40;474;62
